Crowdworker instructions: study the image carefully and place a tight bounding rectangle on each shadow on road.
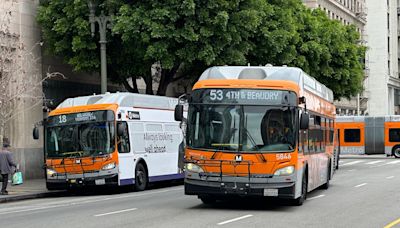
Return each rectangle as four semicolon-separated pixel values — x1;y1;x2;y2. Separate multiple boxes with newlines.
189;197;299;211
51;179;184;198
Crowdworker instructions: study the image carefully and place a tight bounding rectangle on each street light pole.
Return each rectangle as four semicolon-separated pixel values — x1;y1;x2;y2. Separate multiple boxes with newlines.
88;1;112;94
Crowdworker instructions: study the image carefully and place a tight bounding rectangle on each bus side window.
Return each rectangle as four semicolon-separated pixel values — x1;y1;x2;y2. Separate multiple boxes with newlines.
344;129;361;143
389;128;400;142
299;130;308;154
118;122;131;153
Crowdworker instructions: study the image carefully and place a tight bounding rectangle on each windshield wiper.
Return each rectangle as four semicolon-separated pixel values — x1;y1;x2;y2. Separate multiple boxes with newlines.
242;127;267;162
243;128;259;151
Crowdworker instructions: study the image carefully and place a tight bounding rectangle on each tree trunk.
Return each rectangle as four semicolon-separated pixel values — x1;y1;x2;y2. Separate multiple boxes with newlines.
143;75;153;95
156;70;174;96
156;64;183;96
121;78;139;93
109;67;139;93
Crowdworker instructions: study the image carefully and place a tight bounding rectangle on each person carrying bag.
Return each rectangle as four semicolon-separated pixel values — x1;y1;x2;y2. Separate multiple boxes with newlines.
0;138;17;195
12;166;23;186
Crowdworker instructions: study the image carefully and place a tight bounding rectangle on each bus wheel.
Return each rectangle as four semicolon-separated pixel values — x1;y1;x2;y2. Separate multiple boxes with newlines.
393;146;400;158
292;172;307;206
135;163;148;191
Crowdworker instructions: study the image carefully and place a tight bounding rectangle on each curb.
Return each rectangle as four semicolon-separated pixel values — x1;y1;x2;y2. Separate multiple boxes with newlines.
0;191;65;203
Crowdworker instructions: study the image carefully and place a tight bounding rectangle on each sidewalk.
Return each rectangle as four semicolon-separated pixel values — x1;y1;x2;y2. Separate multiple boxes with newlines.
0;179;64;203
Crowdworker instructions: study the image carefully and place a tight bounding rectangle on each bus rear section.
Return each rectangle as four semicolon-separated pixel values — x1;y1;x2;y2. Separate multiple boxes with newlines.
384;116;400;158
336;116;400;157
177;66;335;205
336;116;365;155
35;93;185;190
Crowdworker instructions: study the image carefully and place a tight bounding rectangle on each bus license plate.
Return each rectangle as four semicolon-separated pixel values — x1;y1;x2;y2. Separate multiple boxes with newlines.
264;189;278;196
95;179;105;185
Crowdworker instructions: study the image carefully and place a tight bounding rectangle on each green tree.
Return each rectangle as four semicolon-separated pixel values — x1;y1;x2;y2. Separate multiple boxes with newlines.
248;0;365;99
38;0;365;99
37;0;151;93
114;0;270;95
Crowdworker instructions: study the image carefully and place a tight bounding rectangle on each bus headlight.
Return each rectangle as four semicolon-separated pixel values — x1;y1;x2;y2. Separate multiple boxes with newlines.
102;162;116;171
185;163;204;173
274;166;295;176
46;168;57;177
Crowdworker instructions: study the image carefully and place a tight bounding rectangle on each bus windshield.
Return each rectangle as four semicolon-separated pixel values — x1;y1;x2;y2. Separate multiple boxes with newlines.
187;105;297;152
45;110;115;158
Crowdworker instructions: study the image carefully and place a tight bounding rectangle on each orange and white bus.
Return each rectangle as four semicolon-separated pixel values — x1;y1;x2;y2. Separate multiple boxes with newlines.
34;92;185;190
336;115;400;158
175;66;337;205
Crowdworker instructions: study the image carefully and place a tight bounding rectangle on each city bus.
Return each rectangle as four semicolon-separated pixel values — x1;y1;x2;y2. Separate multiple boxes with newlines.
336;115;400;157
33;92;184;190
175;66;337;205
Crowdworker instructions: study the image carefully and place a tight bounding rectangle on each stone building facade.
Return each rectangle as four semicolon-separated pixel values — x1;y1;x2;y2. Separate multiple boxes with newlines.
363;0;400;115
303;0;368;116
0;0;44;179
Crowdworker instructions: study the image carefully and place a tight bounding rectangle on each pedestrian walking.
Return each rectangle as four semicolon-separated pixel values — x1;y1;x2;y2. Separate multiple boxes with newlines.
0;138;17;195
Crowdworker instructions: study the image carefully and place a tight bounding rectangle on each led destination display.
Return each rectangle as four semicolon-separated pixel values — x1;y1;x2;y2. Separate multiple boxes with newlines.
190;89;297;105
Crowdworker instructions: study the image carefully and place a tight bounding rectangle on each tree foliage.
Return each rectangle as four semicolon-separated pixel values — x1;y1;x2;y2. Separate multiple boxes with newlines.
37;0;365;99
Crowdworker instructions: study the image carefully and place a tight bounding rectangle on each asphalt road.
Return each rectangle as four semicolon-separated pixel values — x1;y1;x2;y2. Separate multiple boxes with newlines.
1;156;400;228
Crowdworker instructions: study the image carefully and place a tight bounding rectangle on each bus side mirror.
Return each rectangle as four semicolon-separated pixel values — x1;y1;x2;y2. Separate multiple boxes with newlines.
117;123;126;136
33;126;39;140
300;113;309;130
175;104;184;122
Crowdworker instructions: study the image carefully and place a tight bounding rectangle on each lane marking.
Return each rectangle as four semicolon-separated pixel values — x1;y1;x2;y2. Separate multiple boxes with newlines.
372;164;387;168
348;169;356;172
94;208;137;217
386;160;400;165
341;160;363;166
308;194;325;200
366;160;384;165
354;183;367;188
0;187;182;216
384;217;400;228
218;215;253;225
386;176;395;179
0;205;65;215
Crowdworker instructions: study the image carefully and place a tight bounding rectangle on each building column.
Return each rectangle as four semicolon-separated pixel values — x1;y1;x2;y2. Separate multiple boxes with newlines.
7;0;44;179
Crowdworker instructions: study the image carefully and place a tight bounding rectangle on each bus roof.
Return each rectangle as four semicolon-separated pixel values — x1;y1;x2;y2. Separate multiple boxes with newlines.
56;92;178;110
337;115;400;123
198;66;334;103
336;116;366;123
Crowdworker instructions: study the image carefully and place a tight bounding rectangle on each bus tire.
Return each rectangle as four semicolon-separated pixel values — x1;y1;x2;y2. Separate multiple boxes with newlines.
321;162;331;190
393;146;400;158
199;195;216;205
135;163;148;191
292;171;307;206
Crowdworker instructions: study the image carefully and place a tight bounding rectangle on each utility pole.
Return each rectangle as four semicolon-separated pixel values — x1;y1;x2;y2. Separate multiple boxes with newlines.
357;93;360;116
88;1;112;94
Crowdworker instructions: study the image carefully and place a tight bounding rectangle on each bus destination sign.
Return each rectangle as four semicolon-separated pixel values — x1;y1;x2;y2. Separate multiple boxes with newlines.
191;89;296;105
47;110;114;126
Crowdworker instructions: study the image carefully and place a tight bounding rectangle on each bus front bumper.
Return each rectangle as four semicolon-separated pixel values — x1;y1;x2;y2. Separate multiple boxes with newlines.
46;169;119;190
185;176;296;199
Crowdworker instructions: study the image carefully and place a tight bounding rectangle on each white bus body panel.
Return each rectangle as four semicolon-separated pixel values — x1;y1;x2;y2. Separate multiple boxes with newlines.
117;107;184;185
56;92;185;186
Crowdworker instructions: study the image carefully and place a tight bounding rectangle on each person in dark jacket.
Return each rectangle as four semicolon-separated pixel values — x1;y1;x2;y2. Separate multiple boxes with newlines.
0;138;17;195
